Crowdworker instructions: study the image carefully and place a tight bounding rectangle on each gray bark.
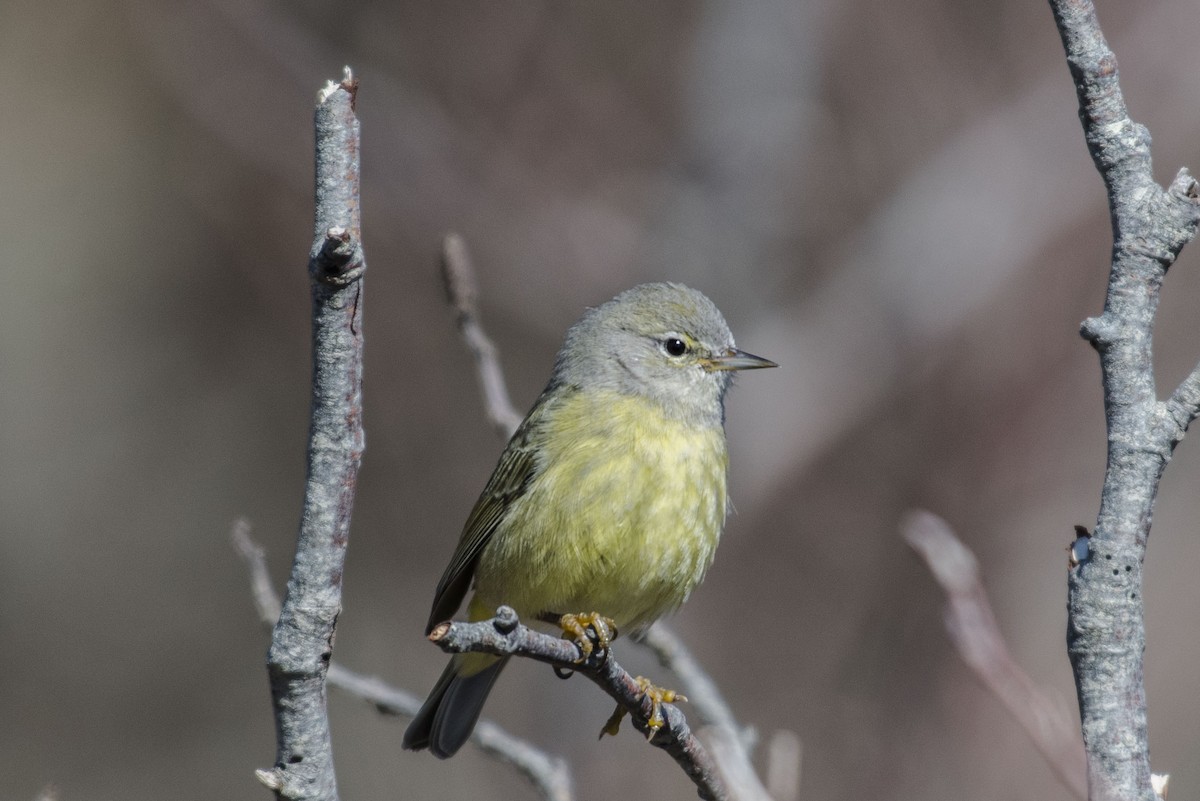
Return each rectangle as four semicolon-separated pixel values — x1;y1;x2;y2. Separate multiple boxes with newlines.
259;71;366;801
1048;2;1200;799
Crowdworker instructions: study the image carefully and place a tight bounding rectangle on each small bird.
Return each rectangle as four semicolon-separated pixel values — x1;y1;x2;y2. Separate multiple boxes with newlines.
403;282;775;758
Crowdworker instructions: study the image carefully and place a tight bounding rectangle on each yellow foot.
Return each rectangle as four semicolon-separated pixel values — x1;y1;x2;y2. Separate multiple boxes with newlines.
558;612;618;661
599;676;687;739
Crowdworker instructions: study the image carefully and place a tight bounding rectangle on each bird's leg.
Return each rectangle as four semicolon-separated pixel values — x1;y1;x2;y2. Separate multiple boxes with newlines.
541;611;618;661
599;676;688;739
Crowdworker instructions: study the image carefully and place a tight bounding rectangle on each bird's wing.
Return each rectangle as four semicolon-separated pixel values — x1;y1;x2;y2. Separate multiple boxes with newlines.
424;394;552;633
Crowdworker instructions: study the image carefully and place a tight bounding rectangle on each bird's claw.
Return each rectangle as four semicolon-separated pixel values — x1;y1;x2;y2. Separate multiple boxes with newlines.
599;676;687;739
558;612;618;662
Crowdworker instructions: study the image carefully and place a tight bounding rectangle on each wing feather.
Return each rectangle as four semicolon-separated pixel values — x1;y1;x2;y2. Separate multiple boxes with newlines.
423;392;558;633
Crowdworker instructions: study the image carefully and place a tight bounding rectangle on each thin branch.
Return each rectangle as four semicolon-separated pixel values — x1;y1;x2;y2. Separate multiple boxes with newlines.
232;521;575;801
335;666;575;801
255;68;365;801
901;511;1087;800
1048;3;1200;799
440;235;771;799
640;625;747;745
641;626;776;801
432;609;730;801
232;519;281;621
440;233;524;438
696;725;773;801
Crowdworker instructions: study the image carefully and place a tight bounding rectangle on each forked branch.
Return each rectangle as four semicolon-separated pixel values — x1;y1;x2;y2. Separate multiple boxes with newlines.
1048;2;1200;799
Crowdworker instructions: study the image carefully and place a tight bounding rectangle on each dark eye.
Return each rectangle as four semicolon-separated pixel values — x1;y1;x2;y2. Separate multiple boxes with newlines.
663;337;687;357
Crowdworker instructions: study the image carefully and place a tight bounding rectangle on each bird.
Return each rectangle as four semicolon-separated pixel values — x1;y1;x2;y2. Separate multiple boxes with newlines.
403;282;776;758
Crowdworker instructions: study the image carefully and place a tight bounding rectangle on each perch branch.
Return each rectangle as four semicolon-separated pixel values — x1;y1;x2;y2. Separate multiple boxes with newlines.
1048;2;1200;799
902;511;1087;800
232;522;575;801
432;609;729;801
256;68;365;801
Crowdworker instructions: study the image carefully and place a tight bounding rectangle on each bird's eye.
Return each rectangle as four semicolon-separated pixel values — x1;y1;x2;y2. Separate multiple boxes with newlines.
663;337;688;357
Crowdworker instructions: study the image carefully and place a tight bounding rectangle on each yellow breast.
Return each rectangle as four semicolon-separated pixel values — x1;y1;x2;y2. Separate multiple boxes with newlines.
473;389;728;632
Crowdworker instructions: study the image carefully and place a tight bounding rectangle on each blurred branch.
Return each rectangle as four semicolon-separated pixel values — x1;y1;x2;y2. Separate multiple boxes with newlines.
32;785;58;801
336;670;574;801
440;233;525;438
432;609;729;801
441;234;774;800
232;519;281;621
232;521;575;801
641;625;748;746
764;731;802;801
255;69;365;801
642;625;783;801
1048;2;1200;799
901;511;1086;800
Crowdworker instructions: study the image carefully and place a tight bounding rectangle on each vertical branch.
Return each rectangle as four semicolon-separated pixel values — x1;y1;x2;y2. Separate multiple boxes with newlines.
1047;3;1200;800
257;68;366;801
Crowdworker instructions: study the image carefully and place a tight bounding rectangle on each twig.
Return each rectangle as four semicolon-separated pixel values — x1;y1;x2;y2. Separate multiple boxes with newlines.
1048;3;1200;799
641;626;777;801
901;511;1087;800
232;521;575;801
640;625;748;746
334;666;575;801
232;519;281;621
440;233;524;438
432;609;730;801
255;68;365;801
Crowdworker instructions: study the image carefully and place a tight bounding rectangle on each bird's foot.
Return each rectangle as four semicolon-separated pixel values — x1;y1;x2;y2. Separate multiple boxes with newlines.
599;676;687;739
557;612;618;661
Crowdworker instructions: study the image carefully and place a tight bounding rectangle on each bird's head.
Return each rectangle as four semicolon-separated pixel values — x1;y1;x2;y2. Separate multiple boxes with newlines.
553;282;776;426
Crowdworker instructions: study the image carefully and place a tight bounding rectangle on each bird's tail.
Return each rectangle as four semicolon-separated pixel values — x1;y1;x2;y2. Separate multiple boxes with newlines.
402;655;508;758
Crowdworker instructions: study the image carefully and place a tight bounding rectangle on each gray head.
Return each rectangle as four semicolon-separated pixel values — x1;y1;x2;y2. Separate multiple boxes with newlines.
552;283;776;427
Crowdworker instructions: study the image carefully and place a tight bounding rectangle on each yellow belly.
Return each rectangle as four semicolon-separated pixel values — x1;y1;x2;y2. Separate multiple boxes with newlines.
472;389;728;633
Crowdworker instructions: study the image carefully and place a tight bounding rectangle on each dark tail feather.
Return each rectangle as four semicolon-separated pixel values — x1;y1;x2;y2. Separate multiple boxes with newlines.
403;657;508;758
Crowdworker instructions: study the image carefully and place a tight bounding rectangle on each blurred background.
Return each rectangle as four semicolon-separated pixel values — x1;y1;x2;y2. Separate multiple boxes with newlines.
3;1;1200;799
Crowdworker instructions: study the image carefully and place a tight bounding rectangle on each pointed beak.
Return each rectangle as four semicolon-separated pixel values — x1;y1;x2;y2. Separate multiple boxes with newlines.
704;348;778;372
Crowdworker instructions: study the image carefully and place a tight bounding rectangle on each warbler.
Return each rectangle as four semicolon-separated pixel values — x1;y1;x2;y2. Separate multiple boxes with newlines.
403;282;775;758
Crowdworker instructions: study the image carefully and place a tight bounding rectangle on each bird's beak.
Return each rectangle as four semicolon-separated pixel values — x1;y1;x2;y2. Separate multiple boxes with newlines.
704;348;778;372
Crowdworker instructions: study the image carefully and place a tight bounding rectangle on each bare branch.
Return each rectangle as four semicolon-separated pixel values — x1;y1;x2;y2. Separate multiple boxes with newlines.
232;518;281;623
432;609;730;801
1164;355;1200;449
640;625;746;744
641;625;777;801
233;520;575;801
256;68;365;801
440;233;523;439
327;665;574;801
902;511;1087;800
1048;2;1200;798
